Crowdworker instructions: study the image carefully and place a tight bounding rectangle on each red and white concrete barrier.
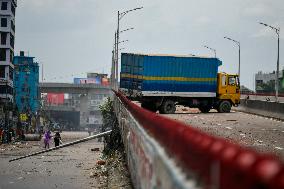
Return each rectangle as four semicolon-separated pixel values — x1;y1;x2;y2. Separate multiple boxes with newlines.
114;91;284;189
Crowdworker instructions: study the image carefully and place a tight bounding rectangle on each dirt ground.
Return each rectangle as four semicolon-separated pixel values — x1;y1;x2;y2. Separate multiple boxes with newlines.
0;131;131;189
164;106;284;162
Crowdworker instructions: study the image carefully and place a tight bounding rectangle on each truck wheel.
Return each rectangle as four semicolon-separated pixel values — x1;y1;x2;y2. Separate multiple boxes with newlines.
141;102;157;112
218;101;231;113
159;100;176;114
198;106;211;113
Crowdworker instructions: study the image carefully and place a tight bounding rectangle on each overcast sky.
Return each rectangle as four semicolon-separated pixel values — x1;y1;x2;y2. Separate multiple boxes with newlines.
15;0;284;89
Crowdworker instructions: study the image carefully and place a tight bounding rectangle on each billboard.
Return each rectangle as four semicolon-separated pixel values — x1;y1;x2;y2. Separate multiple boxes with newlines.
73;77;101;84
102;77;109;86
47;93;64;105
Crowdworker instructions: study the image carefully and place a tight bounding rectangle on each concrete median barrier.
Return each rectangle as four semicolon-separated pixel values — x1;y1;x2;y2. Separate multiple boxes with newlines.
239;99;284;120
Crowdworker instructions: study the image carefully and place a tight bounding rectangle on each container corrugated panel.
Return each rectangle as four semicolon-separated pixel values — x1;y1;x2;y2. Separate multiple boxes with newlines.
120;53;222;93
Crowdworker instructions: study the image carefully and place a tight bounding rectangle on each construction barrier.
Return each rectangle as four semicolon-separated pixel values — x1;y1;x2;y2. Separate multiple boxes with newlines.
114;91;284;189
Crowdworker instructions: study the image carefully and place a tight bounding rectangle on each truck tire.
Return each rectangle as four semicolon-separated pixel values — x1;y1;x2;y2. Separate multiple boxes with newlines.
198;105;211;113
218;101;231;113
159;100;176;114
141;102;157;112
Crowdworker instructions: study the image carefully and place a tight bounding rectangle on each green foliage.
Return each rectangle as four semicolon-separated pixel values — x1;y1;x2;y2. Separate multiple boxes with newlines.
99;97;123;156
99;97;114;131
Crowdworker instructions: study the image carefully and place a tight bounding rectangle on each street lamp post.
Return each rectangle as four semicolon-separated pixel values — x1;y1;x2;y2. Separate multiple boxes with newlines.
113;38;129;89
204;45;216;58
224;37;241;79
259;22;280;102
115;7;143;91
111;32;117;89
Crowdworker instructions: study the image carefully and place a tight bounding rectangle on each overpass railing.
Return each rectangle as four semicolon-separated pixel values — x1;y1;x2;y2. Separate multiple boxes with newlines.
113;91;284;189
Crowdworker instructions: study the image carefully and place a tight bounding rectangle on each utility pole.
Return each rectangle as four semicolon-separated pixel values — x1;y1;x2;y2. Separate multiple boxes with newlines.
259;22;280;102
116;11;120;91
277;30;280;101
224;37;241;79
114;7;143;91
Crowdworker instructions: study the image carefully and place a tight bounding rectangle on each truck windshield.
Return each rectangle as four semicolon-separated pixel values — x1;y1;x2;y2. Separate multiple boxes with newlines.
228;76;236;86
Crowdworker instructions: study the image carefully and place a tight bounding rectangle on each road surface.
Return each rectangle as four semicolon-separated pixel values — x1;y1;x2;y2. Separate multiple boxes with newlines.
0;132;104;189
164;106;284;161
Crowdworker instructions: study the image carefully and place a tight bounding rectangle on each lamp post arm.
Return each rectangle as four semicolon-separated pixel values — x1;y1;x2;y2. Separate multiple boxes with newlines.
204;45;217;58
120;27;134;34
119;7;143;20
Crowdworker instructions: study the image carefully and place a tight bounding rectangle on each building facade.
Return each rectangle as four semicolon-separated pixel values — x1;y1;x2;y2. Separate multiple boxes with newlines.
13;51;39;113
255;70;284;93
0;0;16;102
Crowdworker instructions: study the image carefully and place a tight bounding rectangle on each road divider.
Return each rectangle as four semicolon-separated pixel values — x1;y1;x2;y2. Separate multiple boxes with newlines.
239;99;284;120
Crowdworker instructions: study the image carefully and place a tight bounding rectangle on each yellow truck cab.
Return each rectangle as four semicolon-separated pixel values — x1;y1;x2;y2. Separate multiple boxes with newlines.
216;73;240;112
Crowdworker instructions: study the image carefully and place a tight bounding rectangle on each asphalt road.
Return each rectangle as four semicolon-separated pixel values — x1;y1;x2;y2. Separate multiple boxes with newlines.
0;132;103;189
164;106;284;161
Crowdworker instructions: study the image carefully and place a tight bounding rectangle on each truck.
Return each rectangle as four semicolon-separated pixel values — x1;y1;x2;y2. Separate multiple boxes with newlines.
120;53;240;114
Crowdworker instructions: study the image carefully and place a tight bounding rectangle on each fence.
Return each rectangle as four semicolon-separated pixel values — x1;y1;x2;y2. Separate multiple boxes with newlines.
113;91;284;189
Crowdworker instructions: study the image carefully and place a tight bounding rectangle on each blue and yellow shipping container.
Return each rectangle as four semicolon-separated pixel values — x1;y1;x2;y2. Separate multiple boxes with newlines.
120;53;222;95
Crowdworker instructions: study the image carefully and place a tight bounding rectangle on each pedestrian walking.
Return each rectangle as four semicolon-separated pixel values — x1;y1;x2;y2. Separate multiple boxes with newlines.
44;130;51;149
54;131;62;147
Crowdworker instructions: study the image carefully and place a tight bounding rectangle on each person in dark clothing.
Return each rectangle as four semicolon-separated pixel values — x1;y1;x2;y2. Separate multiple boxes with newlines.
54;132;62;147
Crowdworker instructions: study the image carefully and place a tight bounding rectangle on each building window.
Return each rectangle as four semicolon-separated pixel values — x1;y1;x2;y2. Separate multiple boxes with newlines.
0;85;13;95
0;48;6;61
256;80;263;85
1;2;8;10
0;65;5;78
1;32;7;45
228;76;236;86
1;18;7;27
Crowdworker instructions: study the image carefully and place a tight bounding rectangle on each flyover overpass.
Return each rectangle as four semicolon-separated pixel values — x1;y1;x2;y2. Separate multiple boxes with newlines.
39;82;112;128
39;82;111;94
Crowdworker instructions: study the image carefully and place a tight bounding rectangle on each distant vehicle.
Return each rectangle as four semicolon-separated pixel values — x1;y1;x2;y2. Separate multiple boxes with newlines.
120;53;240;114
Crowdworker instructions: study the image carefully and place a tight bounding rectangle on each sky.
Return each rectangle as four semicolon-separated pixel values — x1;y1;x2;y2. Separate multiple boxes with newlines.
15;0;284;90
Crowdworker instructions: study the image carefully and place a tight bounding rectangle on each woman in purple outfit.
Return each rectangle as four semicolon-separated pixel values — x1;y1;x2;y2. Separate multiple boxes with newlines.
44;130;51;149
